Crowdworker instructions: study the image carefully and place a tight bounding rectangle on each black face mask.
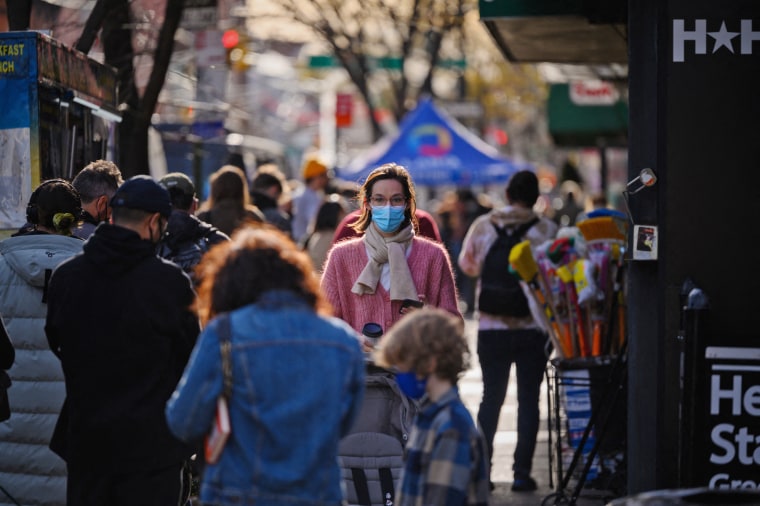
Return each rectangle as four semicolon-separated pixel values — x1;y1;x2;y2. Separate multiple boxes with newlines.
96;196;107;223
88;195;109;224
149;217;167;246
81;207;100;226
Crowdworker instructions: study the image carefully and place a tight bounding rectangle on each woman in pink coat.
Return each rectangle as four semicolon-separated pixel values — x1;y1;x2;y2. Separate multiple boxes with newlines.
321;163;461;343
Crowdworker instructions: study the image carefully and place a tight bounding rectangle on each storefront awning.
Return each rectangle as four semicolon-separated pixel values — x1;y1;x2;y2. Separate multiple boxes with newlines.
479;0;628;65
547;83;628;147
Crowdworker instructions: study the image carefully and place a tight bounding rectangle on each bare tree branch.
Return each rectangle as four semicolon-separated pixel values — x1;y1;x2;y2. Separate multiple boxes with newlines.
75;0;108;53
258;0;476;139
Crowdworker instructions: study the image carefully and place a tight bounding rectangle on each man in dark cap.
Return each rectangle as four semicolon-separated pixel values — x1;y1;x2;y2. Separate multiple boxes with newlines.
45;175;201;506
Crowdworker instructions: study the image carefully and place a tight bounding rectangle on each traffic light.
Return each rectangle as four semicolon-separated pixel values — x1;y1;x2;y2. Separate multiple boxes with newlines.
222;29;239;51
486;125;509;146
222;29;249;72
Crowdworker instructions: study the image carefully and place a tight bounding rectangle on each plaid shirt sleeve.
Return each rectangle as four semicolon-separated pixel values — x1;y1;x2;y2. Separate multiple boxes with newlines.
399;392;490;506
424;427;490;506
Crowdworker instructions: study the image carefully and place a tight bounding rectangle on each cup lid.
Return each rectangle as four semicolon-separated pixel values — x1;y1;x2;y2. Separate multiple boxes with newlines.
361;322;383;338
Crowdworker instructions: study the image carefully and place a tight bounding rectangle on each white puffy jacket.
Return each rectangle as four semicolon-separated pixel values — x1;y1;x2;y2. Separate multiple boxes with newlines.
0;233;82;506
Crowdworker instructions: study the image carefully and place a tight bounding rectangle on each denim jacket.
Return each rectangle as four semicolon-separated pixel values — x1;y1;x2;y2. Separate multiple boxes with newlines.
166;290;365;506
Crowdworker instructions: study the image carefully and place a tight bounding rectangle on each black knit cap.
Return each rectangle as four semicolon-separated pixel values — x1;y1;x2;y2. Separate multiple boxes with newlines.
110;175;172;218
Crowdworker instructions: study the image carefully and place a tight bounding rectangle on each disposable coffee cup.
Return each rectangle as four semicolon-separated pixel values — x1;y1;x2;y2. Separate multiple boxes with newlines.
362;322;383;347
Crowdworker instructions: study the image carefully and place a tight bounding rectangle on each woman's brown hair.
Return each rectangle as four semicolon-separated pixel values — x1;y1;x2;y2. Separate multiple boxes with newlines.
350;163;419;234
204;165;252;209
194;227;331;325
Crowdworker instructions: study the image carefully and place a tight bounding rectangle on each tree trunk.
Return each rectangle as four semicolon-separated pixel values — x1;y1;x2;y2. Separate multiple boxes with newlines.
74;0;183;178
119;0;184;177
6;0;32;30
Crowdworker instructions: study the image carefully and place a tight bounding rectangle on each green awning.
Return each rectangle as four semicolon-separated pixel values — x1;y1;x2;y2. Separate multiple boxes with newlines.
480;0;584;18
547;83;628;146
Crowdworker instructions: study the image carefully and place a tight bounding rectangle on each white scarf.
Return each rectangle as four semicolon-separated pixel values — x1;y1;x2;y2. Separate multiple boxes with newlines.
352;223;418;301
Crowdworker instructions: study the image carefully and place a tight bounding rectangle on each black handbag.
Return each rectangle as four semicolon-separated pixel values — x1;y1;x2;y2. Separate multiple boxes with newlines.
1;314;13;422
0;370;10;422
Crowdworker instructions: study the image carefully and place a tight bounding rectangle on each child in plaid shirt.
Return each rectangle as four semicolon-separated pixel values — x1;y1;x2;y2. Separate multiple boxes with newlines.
374;307;490;506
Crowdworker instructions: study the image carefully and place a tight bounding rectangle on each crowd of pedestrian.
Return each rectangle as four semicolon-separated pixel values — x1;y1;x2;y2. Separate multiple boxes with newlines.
0;154;570;505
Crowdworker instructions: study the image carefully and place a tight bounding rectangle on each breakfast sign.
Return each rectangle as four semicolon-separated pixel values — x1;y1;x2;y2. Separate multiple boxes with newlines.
0;32;119;232
0;31;117;108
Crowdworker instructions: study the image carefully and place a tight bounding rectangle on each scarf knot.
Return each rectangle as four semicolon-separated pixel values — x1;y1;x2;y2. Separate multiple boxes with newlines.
351;224;419;302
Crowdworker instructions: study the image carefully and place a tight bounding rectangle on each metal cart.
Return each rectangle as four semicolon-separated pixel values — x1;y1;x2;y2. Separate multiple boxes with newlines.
542;348;628;505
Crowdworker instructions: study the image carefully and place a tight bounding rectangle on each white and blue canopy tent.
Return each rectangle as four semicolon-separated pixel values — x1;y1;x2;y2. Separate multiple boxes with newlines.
337;98;530;186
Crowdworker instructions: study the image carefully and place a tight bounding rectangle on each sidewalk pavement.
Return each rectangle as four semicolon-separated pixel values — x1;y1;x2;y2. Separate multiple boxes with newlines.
460;315;620;506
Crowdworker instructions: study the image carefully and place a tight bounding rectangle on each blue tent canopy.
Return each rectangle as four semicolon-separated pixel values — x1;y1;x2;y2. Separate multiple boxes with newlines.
337;98;528;186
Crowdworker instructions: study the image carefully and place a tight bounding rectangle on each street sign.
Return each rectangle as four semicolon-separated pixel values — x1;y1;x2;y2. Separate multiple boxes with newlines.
336;93;353;128
697;347;760;489
308;55;464;71
181;0;218;30
195;30;226;67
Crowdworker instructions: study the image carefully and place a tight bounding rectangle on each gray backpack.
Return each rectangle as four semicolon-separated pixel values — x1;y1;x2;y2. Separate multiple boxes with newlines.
339;366;419;506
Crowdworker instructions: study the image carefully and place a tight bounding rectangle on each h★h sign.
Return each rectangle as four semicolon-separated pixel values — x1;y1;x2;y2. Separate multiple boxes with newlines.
673;19;760;62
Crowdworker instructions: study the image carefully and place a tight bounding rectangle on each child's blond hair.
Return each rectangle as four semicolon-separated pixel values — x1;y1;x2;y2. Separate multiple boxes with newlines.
374;308;470;383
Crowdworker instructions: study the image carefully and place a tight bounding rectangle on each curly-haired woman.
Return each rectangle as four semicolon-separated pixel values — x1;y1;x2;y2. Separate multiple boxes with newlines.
166;227;365;505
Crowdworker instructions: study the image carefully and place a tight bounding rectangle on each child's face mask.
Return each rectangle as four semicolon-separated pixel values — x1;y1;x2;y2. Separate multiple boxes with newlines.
394;371;428;399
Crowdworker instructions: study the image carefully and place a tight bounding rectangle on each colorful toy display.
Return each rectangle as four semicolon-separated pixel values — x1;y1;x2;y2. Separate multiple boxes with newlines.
509;210;629;359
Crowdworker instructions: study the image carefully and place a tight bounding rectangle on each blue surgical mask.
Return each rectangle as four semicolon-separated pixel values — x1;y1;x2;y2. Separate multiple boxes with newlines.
394;371;428;400
372;205;406;233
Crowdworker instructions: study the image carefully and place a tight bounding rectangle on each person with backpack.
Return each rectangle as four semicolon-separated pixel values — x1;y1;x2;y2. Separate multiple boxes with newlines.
373;307;491;506
158;172;230;283
458;170;558;492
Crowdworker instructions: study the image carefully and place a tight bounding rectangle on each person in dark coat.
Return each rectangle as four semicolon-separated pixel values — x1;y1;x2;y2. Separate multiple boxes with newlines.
45;175;201;506
158;172;230;283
